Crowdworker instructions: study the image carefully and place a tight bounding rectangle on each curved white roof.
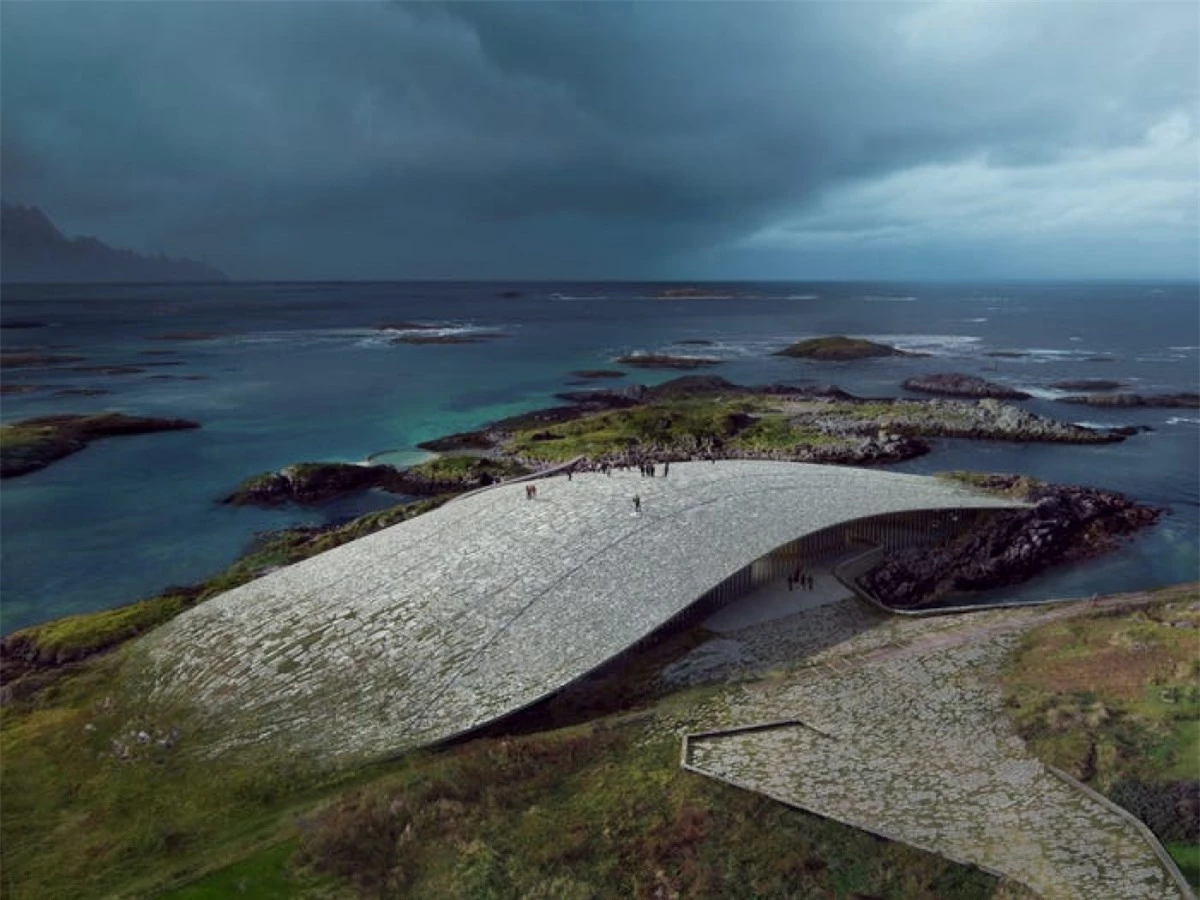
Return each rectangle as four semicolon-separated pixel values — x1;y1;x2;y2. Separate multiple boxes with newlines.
130;461;1025;763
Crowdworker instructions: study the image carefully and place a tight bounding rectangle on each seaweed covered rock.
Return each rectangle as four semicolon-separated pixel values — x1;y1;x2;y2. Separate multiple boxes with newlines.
862;475;1161;608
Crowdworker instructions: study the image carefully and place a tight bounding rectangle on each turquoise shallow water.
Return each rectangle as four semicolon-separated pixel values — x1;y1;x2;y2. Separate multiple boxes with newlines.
1;280;1197;632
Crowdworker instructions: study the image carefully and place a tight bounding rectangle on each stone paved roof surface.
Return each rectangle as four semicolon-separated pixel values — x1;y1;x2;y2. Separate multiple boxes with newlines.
129;461;1024;763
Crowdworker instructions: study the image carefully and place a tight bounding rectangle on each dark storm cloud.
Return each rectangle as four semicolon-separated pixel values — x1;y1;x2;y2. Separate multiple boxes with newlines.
2;1;1196;279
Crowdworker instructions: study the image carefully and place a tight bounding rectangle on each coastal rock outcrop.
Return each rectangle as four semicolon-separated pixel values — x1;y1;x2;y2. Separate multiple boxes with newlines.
793;398;1122;445
861;475;1161;608
903;373;1030;400
223;457;532;507
223;463;395;506
0;413;200;478
1055;392;1200;409
775;336;922;360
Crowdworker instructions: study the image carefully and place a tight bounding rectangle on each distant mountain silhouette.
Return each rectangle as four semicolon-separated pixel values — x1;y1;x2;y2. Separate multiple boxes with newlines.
1;203;227;283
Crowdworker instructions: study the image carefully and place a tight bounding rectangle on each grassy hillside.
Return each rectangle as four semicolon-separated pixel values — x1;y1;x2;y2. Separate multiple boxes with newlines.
2;617;1022;900
1000;586;1200;886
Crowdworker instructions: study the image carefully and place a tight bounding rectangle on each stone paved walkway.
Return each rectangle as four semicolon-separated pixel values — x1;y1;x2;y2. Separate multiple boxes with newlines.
679;597;1189;900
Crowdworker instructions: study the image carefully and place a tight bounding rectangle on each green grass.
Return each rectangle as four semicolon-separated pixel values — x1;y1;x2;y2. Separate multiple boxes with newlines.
1167;842;1200;889
1001;586;1200;853
2;605;1023;900
503;397;843;462
0;644;366;900
406;454;528;482
160;841;316;899
293;720;1017;900
4;594;192;666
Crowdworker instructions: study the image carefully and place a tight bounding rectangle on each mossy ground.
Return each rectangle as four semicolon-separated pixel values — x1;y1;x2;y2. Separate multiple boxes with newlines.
1000;585;1200;883
502;396;846;462
405;454;528;482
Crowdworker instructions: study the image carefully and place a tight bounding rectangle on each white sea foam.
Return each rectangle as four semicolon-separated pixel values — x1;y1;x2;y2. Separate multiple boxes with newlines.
986;347;1115;364
1168;345;1200;352
863;295;917;302
864;333;980;356
1020;386;1067;400
964;317;988;323
1167;416;1200;426
275;322;512;349
1071;421;1119;430
631;295;740;301
550;293;610;301
687;339;784;358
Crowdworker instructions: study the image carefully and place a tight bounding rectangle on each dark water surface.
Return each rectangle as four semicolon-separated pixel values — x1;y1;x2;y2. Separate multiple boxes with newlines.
2;280;1197;632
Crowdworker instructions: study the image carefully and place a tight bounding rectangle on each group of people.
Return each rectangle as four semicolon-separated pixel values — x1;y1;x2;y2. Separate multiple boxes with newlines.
572;457;680;477
521;458;671;511
787;567;814;592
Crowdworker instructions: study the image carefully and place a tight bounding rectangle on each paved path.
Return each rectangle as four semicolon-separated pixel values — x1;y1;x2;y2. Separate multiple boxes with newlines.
680;597;1189;899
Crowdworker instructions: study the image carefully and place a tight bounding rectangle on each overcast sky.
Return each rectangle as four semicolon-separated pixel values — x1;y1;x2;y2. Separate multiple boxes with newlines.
2;1;1197;281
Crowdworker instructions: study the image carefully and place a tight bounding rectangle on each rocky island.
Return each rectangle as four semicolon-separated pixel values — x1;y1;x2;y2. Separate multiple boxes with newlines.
1055;392;1200;408
903;372;1030;399
0;413;201;478
774;335;923;360
243;377;1123;512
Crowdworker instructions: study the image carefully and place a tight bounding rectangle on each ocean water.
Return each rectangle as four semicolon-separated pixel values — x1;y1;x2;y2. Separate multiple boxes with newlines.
1;280;1197;633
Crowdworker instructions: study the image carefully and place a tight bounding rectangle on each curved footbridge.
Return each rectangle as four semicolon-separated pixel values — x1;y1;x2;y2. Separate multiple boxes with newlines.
127;461;1025;763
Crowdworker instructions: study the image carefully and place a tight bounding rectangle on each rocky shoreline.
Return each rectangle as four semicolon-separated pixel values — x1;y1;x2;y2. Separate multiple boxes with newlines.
861;474;1161;608
221;375;1137;508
